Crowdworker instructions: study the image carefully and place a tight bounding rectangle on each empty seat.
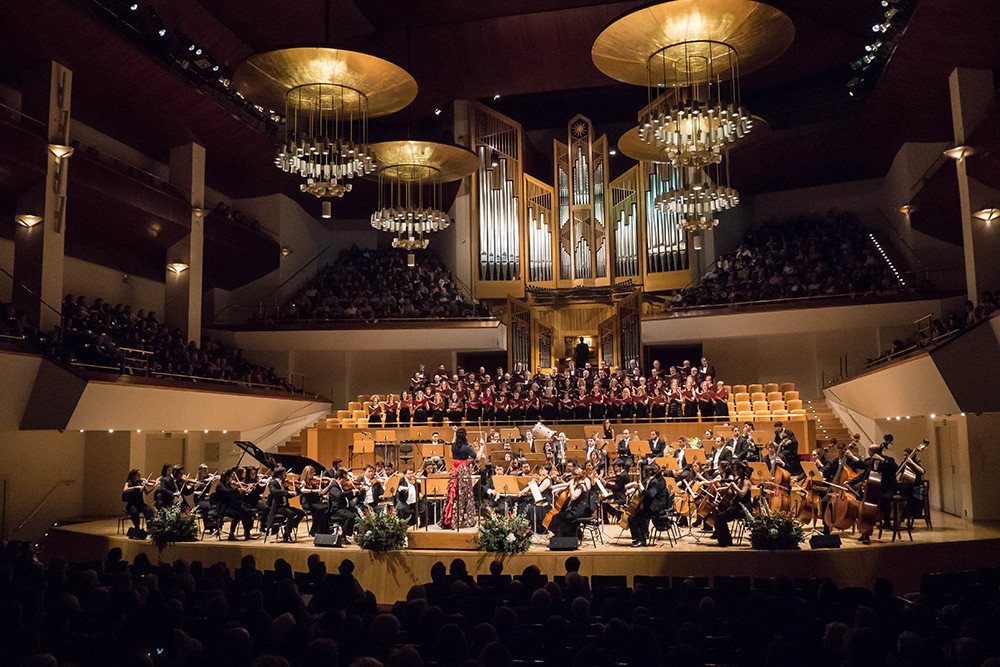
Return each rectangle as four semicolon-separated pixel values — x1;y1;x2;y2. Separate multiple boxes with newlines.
766;391;783;402
352;410;366;420
750;392;766;403
735;392;751;404
340;419;356;428
752;401;769;413
769;400;786;412
362;401;371;411
748;384;763;394
356;418;369;428
733;384;748;395
784;390;800;402
325;418;339;428
736;401;752;413
763;383;779;394
771;409;789;419
337;409;350;420
789;412;806;421
348;401;363;413
723;385;732;395
780;383;796;393
787;399;803;411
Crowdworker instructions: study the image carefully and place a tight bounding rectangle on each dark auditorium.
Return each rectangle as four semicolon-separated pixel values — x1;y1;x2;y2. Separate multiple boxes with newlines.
4;1;1000;665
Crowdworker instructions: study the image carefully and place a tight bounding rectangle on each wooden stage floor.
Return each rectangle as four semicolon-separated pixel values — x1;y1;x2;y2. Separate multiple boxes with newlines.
43;512;1000;604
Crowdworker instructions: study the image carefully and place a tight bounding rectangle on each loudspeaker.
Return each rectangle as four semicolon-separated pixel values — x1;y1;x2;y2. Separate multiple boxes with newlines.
313;527;344;547
548;536;578;551
810;533;842;549
126;527;147;540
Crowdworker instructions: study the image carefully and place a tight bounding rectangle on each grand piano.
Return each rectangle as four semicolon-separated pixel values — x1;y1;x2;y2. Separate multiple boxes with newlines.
234;440;324;475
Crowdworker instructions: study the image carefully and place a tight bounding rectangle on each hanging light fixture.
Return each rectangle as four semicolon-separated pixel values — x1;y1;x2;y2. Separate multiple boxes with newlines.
594;0;793;230
618;116;768;232
233;48;417;199
368;140;479;251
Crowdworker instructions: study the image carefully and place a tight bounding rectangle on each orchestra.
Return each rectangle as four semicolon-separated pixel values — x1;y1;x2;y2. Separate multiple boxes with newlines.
122;362;933;549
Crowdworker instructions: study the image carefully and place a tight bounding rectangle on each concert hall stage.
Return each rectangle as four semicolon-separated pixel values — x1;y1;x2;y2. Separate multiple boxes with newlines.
42;513;1000;604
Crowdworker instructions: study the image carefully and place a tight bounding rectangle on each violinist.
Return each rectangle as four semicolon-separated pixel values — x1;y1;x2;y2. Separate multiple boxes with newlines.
122;469;155;531
299;465;333;536
266;466;303;543
215;468;253;541
191;464;218;516
604;459;630;522
710;461;752;547
356;465;384;509
519;464;556;532
739;422;760;462
628;463;670;548
395;467;422;525
241;466;269;520
153;463;177;509
327;470;357;537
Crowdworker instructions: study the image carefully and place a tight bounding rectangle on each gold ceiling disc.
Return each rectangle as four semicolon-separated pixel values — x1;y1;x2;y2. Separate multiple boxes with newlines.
592;0;794;87
369;141;480;182
618;116;770;161
234;47;417;118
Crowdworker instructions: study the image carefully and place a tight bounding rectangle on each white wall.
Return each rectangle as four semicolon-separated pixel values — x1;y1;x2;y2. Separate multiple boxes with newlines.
751;178;883;227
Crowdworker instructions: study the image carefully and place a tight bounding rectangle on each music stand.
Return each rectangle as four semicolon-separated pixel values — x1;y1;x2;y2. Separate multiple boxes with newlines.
375;430;397;467
798;460;825;533
655;457;679;472
500;427;521;441
352;439;374;470
684;448;707;466
411;427;431;442
422;474;450;529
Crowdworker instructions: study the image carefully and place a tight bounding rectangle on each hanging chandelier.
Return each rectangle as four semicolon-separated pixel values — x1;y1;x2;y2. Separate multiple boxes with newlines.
368;141;479;252
234;48;417;198
593;0;793;227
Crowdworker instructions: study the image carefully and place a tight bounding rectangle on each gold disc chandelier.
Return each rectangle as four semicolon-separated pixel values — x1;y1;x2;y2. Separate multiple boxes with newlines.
234;48;417;198
368;140;479;252
593;0;793;231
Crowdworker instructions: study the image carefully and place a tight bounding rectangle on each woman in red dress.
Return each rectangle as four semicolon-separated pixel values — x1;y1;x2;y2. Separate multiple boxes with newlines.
440;427;484;530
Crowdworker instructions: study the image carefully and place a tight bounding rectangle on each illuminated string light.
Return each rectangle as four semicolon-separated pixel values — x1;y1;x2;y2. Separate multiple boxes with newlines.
869;233;906;287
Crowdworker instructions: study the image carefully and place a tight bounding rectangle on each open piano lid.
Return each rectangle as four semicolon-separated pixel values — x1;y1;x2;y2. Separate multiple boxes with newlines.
234;440;324;475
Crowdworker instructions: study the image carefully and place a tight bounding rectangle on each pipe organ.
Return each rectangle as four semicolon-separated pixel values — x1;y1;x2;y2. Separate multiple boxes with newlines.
468;101;693;299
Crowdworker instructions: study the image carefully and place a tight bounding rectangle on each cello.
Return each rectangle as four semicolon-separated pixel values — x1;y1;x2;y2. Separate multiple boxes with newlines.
855;443;889;539
823;448;861;530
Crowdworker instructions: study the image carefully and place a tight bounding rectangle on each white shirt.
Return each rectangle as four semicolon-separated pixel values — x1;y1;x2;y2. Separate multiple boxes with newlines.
405;481;417;504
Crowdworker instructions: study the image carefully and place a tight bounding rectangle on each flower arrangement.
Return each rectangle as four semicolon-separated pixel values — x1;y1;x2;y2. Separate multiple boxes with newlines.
148;499;200;552
742;507;805;550
475;508;533;554
354;505;408;552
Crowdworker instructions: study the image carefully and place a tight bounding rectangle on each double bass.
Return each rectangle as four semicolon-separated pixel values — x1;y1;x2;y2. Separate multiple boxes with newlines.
856;443;889;538
823;451;861;530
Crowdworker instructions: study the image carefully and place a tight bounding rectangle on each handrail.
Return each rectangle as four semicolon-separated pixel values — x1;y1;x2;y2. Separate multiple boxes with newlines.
653;284;951;317
12;480;75;538
0;266;63;319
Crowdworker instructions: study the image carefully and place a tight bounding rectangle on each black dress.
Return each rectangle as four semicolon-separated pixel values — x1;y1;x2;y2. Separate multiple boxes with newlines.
548;485;588;538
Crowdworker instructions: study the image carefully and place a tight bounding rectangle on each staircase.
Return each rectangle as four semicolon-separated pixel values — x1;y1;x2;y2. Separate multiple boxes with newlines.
804;398;852;450
276;413;337;457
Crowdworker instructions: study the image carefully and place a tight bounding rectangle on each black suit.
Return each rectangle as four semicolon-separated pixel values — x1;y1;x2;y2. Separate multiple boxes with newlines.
711;446;734;473
327;483;357;534
395;478;421;524
648;438;667;460
775;430;802;475
266;478;304;540
628;475;670;545
154;475;178;509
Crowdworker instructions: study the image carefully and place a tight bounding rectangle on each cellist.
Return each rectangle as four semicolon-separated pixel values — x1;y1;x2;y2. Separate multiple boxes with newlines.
820;439;864;535
848;435;899;543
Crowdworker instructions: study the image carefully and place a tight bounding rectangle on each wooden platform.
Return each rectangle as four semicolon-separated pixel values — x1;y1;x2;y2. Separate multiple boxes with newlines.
41;512;1000;604
407;527;479;550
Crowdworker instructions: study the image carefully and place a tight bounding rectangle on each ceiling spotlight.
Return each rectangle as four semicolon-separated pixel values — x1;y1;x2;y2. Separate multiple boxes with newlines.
195;48;203;55
973;208;1000;223
48;144;75;160
166;262;189;274
493;94;500;100
158;28;166;37
108;429;114;433
204;429;209;433
136;429;141;433
129;3;138;10
434;108;442;115
222;430;227;434
943;145;974;161
930;413;936;419
895;416;901;420
609;149;617;156
184;429;189;433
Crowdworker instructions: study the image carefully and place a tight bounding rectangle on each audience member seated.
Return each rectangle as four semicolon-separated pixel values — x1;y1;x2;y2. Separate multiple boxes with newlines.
671;212;908;308
56;294;290;390
2;540;999;667
272;246;486;322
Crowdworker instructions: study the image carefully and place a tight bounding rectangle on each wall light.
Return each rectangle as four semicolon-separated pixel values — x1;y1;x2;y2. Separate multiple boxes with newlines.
943;145;974;161
15;214;43;228
166;262;189;274
973;208;1000;224
192;207;210;218
280;247;293;257
47;144;75;160
899;204;915;216
930;413;936;419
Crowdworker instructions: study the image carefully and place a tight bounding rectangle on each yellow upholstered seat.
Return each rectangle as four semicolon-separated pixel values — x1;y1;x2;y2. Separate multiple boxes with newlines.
748;384;763;394
735;392;751;404
736;401;752;413
763;383;779;394
769;400;786;412
787;399;803;411
750;392;766;403
784;391;800;402
766;391;783;402
780;383;796;393
733;384;747;395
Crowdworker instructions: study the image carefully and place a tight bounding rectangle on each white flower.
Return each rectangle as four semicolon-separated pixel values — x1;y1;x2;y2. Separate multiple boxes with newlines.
506;533;516;543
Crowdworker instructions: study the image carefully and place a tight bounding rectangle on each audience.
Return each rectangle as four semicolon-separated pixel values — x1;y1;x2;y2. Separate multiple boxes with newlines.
56;295;290;390
671;212;908;308
1;540;998;667
271;247;486;322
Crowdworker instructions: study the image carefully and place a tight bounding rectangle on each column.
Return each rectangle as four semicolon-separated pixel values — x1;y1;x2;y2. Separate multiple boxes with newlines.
949;68;999;305
12;61;72;331
165;143;206;343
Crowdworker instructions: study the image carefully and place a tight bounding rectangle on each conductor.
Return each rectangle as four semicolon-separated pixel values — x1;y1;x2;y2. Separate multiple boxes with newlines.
574;337;590;369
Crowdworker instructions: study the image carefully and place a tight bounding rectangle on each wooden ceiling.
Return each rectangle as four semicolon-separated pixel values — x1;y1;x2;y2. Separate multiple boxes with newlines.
0;0;998;232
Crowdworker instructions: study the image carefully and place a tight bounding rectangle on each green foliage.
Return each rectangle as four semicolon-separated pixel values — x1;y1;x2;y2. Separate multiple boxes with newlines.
148;499;199;552
354;505;408;552
475;507;533;554
742;507;805;550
